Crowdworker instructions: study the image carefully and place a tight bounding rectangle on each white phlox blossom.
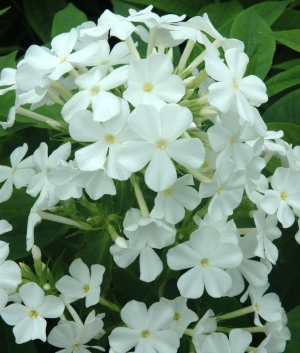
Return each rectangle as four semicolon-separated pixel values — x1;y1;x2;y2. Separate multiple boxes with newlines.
74;21;108;51
199;160;246;223
48;310;105;353
204;48;268;126
265;308;291;341
1;282;64;343
26;142;71;210
167;226;243;298
109;300;180;353
118;104;205;191
24;28;99;81
150;174;201;224
159;296;198;337
0;67;17;95
0;220;21;309
123;53;185;109
62;65;129;122
192;309;217;352
260;167;300;228
55;258;105;307
0;143;35;203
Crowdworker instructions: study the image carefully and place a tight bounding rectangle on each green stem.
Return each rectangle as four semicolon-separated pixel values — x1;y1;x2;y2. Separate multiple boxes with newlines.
184;328;194;336
16;107;62;129
186;167;211;182
242;326;266;333
218;306;254;320
46;90;64;105
178;39;195;72
51;81;73;101
99;296;120;312
66;303;83;325
264;152;274;163
69;67;79;79
37;211;89;229
238;228;256;235
125;35;140;59
130;175;150;217
147;27;157;57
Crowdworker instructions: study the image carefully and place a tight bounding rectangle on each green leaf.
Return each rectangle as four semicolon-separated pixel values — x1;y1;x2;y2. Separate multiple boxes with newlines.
267;122;300;146
52;3;88;38
0;189;62;260
272;9;300;31
253;1;290;26
197;2;243;31
263;89;300;124
0;51;17;71
112;0;139;16
230;8;275;79
285;305;300;353
0;122;32;137
51;250;66;283
0;7;11;17
22;0;67;43
265;65;300;97
76;231;113;295
0;317;38;353
261;30;300;52
119;0;211;17
273;58;300;70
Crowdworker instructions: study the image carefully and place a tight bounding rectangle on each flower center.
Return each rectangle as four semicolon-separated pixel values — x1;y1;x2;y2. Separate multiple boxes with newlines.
217;186;224;194
105;134;116;144
29;310;38;319
233;82;239;89
280;192;287;200
230;137;235;145
60;57;67;63
143;82;153;92
201;258;209;267
255;304;260;311
141;330;150;338
73;343;80;350
156;140;167;149
82;284;90;293
164;188;173;196
173;312;180;321
91;86;100;95
202;161;210;168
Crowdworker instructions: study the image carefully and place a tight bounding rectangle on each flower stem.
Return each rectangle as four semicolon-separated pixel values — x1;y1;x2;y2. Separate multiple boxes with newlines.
242;326;266;333
178;39;195;72
16;107;62;128
218;306;254;320
125;35;140;59
69;68;79;79
99;296;120;312
158;43;165;54
51;81;73;101
37;211;89;229
186;167;211;182
46;90;64;105
246;347;257;353
184;328;194;336
147;27;157;57
238;228;256;235
264;152;274;163
66;303;83;325
130;175;150;217
190;69;208;89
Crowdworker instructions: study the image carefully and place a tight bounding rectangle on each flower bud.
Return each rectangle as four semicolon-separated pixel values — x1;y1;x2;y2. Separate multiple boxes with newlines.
19;262;37;282
43;283;51;291
32;245;41;260
115;236;128;249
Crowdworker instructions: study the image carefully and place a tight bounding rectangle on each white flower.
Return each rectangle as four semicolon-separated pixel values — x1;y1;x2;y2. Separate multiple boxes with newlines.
0;143;35;203
55;258;105;307
123;53;185;109
48;310;105;352
109;300;180;353
204;48;268;125
192;309;217;352
160;296;198;337
260;167;300;228
167;226;243;298
1;282;64;343
118;104;205;191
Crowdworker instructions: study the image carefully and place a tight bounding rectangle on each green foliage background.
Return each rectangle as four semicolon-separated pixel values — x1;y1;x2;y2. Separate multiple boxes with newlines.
0;0;300;352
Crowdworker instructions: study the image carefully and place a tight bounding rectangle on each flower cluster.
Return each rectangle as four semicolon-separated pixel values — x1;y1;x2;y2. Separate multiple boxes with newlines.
0;4;297;353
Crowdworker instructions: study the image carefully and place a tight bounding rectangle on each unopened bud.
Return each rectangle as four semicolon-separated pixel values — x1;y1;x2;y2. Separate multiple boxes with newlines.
115;236;128;249
32;245;41;261
152;47;157;54
43;283;51;291
19;262;37;282
183;77;195;87
182;88;194;100
41;262;50;274
199;107;218;117
197;95;209;105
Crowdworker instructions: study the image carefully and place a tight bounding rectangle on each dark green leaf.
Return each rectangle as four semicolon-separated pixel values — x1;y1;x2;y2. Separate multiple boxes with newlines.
0;6;10;16
265;65;300;97
51;249;66;282
272;9;300;31
22;0;67;43
267;122;300;146
230;8;275;79
0;51;17;75
253;1;290;26
285;305;300;353
52;3;87;38
273;58;300;70
261;30;300;52
263;89;300;124
0;122;31;137
197;2;243;31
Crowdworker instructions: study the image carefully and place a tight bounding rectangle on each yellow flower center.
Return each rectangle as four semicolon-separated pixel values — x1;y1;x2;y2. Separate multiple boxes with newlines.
217;186;224;194
202;161;210;168
105;134;116;144
201;258;209;267
143;82;153;92
255;304;260;311
233;82;239;89
91;86;100;95
164;188;173;196
156;140;167;149
141;330;150;338
29;310;38;319
173;313;180;321
73;344;80;350
280;192;287;200
230;137;235;145
82;284;90;293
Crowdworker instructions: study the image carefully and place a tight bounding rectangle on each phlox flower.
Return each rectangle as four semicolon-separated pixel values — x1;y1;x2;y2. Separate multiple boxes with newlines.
1;282;64;343
167;226;243;298
123;53;185;109
109;300;180;353
118;104;205;191
55;258;105;307
192;309;217;352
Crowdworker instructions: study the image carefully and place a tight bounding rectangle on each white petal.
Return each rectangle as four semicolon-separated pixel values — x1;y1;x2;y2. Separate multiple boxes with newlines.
140;246;163;282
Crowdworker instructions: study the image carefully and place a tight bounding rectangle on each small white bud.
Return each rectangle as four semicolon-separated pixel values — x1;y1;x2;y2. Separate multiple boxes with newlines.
115;236;128;249
43;283;51;291
197;94;209;105
199;107;218;117
32;245;41;260
183;77;195;87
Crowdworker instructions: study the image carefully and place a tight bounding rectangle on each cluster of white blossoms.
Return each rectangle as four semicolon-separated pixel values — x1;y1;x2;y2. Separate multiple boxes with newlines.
0;4;298;353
